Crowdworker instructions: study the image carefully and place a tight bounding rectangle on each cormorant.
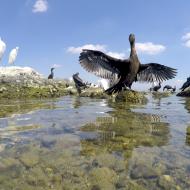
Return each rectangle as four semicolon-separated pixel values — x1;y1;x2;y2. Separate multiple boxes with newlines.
150;82;161;92
79;34;177;94
72;72;87;94
48;68;55;79
180;77;190;91
163;85;176;92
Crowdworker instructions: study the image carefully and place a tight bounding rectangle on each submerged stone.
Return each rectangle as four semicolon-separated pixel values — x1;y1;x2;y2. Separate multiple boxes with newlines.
19;151;39;168
130;164;159;179
89;167;118;190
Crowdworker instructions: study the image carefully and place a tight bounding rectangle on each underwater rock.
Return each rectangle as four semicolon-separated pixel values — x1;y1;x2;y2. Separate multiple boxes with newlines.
130;164;159;179
157;175;178;190
19;151;39;168
115;90;147;104
89;167;118;190
177;88;190;97
91;154;126;172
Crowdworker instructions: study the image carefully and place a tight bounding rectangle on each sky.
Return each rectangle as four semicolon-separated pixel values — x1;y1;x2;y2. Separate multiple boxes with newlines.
0;0;190;90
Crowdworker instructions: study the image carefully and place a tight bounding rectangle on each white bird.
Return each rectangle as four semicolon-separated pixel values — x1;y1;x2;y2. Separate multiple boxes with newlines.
8;47;19;65
0;37;6;63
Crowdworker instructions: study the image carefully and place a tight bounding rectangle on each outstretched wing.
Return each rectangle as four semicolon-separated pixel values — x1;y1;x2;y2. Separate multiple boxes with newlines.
79;49;129;79
137;63;177;82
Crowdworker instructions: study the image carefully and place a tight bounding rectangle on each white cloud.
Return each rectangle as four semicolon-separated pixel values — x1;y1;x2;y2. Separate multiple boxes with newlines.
135;42;166;55
52;64;62;68
182;32;190;48
32;0;48;13
67;44;106;54
67;44;126;59
182;33;190;40
106;51;126;59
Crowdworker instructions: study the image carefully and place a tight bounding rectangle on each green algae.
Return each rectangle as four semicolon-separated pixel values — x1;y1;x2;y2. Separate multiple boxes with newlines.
115;90;147;104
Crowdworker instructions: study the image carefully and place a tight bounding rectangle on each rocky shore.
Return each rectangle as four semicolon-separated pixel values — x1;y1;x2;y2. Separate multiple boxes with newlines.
0;66;149;103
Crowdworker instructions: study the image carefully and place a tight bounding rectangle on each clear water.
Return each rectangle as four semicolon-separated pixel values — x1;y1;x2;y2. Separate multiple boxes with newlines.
0;95;190;190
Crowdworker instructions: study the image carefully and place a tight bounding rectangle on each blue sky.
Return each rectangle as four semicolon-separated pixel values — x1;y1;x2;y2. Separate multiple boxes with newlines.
0;0;190;90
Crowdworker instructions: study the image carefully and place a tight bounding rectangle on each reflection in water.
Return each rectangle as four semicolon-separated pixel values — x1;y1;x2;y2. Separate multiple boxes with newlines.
80;107;169;158
0;99;57;118
0;96;189;189
72;96;83;109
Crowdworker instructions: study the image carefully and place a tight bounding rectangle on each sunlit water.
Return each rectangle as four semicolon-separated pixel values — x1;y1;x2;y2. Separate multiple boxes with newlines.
0;95;190;190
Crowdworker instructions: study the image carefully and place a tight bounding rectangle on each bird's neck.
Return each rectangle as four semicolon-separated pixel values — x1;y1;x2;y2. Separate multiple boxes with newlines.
130;43;137;56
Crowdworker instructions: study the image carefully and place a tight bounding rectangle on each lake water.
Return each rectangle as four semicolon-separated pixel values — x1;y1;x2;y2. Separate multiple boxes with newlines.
0;95;190;190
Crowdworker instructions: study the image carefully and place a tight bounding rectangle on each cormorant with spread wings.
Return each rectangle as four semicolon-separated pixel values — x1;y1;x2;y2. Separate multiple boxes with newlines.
79;34;177;94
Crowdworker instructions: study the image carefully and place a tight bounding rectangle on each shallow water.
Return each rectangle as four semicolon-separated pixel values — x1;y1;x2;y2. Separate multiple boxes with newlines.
0;95;190;190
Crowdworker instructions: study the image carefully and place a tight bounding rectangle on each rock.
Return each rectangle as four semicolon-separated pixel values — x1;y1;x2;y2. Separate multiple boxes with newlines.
92;154;125;172
152;91;171;99
115;90;147;104
186;126;190;135
177;88;190;97
186;126;190;145
130;164;159;179
0;86;7;93
89;167;118;190
157;175;177;190
80;87;108;98
19;152;39;168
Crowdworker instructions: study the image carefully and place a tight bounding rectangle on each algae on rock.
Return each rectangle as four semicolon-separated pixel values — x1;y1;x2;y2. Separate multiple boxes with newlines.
115;90;147;104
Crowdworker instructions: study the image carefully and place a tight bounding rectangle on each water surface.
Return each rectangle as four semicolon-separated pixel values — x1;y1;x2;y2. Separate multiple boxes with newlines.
0;95;190;190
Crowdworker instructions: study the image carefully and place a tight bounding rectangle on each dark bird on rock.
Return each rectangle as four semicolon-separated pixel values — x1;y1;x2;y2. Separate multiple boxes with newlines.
150;82;161;92
48;68;55;79
163;85;176;92
180;77;190;91
72;72;87;94
79;34;177;94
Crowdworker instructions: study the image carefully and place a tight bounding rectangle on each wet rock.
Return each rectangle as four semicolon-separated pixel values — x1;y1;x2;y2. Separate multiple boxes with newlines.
115;90;147;104
19;151;39;168
152;91;171;99
130;164;159;179
92;154;126;172
80;87;108;98
125;180;147;190
177;88;190;97
41;139;56;149
186;126;190;145
157;175;178;190
89;167;118;190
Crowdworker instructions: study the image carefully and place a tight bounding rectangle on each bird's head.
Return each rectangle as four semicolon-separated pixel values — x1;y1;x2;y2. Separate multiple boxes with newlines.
51;68;55;71
129;33;135;44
